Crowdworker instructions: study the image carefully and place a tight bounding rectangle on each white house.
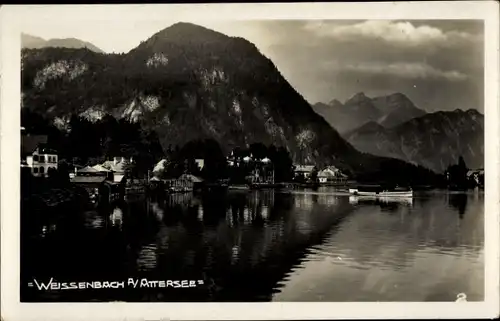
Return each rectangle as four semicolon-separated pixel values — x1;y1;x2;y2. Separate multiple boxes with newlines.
318;168;336;183
23;137;58;178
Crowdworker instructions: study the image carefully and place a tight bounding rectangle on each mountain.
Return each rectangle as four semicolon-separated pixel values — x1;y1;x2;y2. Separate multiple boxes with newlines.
372;93;427;128
21;22;440;184
344;109;484;173
21;33;105;54
312;92;427;134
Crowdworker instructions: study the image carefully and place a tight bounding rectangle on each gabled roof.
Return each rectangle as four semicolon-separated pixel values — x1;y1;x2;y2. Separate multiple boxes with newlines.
92;164;111;172
294;165;315;172
318;169;336;178
179;173;204;183
113;174;126;183
78;166;100;174
70;176;107;184
102;160;128;173
153;159;168;173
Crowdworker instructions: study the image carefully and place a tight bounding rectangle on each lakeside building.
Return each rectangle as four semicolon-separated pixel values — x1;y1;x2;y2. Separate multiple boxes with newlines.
100;156;133;184
70;163;124;204
21;133;58;178
165;173;204;192
466;168;485;187
226;151;274;184
318;166;349;184
293;165;315;180
318;168;336;183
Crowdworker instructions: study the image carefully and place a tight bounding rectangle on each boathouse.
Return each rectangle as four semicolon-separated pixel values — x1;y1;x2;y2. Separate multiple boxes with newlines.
72;165;124;203
293;165;315;179
317;167;348;184
318;168;336;183
69;176;109;203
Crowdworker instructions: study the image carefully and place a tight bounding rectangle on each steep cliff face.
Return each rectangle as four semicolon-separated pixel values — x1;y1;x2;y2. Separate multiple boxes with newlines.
21;22;440;183
344;109;484;172
21;23;354;167
312;92;427;133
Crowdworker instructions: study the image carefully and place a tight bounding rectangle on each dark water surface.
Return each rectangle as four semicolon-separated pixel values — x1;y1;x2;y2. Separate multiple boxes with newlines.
21;188;484;302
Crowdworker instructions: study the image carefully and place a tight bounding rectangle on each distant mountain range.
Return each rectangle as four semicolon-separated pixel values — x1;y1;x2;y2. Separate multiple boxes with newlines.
344;109;484;173
312;92;427;134
21;22;439;184
21;33;105;53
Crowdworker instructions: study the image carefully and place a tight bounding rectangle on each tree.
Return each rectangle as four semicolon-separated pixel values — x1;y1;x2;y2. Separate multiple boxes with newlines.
269;146;294;182
446;156;469;190
310;166;319;183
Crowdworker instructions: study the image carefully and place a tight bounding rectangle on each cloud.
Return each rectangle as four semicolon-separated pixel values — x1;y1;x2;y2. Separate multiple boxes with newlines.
330;61;468;82
260;20;482;111
304;20;476;47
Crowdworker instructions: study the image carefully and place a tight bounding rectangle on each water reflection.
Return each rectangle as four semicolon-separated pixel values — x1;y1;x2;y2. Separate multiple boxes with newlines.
274;192;484;302
21;189;484;303
110;207;124;229
137;243;158;271
349;195;413;207
449;193;468;218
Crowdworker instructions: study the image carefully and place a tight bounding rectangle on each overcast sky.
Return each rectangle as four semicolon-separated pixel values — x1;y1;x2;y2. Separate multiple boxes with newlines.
20;16;484;113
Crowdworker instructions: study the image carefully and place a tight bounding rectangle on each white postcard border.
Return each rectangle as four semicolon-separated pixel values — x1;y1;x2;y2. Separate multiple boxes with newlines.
1;2;499;320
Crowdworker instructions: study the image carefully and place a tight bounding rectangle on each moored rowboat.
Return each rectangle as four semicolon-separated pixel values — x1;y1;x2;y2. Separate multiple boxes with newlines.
349;188;413;197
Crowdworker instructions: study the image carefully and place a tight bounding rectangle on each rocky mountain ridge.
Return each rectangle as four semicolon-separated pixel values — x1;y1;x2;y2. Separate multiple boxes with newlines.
312;92;427;133
21;22;439;184
22;33;105;54
344;108;484;172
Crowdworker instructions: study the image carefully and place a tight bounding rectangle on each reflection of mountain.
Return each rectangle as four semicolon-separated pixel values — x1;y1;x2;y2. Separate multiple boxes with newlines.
22;190;484;302
305;194;481;269
274;193;484;302
125;191;355;301
448;193;468;217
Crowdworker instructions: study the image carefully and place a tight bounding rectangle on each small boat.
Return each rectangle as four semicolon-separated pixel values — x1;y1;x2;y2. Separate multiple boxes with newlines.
349;186;413;197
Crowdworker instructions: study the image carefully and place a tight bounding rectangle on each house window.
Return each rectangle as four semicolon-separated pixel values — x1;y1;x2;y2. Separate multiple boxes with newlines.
33;167;38;173
33;155;39;162
40;167;45;174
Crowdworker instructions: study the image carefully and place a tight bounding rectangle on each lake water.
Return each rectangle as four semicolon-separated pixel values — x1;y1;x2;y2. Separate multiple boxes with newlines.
21;188;484;302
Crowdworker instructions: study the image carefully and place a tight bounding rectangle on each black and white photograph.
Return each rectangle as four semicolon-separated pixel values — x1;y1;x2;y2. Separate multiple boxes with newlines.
1;2;499;320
